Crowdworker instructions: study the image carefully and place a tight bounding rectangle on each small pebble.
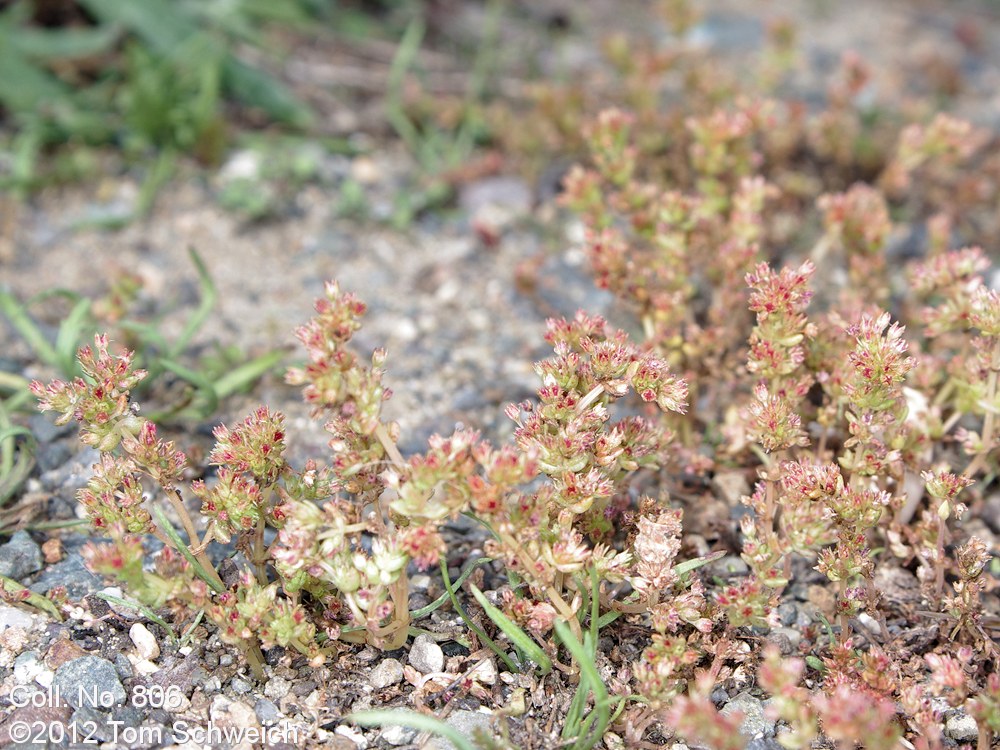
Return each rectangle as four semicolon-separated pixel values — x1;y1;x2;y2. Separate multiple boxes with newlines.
13;651;43;684
470;658;498;686
368;657;404;689
52;656;127;709
129;623;160;661
408;634;445;674
944;713;978;742
335;724;370;748
255;697;281;725
0;605;35;632
230;676;253;694
265;676;292;700
427;710;493;750
381;725;418;745
721;692;773;739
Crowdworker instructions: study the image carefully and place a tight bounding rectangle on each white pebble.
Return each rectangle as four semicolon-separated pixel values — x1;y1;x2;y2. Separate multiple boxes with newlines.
130;623;160;661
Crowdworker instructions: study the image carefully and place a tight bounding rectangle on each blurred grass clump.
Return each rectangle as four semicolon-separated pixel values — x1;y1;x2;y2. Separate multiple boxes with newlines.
0;0;325;193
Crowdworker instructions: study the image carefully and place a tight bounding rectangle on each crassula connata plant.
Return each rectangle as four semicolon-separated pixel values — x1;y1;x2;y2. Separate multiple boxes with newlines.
28;7;1000;748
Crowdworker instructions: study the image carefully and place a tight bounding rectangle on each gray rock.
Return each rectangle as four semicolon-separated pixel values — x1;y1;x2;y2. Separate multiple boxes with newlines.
408;634;444;674
0;531;42;581
706;555;749;579
52;656;127;709
765;627;801;655
113;653;134;680
28;413;74;445
369;657;404;689
33;441;72;474
0;605;34;631
746;739;785;750
427;710;494;750
230;676;253;695
13;651;43;684
944;713;978;742
459;177;532;216
30;548;103;599
39;447;100;492
685;13;765;52
264;675;292;700
255;698;281;726
70;706;115;742
381;724;419;745
721;692;773;739
776;603;798;627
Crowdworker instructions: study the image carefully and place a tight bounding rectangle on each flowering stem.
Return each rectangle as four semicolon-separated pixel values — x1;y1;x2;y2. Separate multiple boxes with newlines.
376;424;406;470
252;514;267;585
167;489;203;554
575;384;606;414
963;349;998;479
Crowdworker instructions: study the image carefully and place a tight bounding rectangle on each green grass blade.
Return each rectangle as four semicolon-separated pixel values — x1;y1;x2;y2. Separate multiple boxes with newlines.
0;420;35;505
554;619;610;750
0;290;60;369
596;611;620;630
95;592;175;640
440;558;519;673
157;358;219;417
136;148;176;217
386;17;429;165
0;575;63;621
0;44;72;113
170;248;216;358
116;320;170;352
211;350;285;398
410;557;491;620
178;609;205;648
78;0;190;49
348;710;477;750
673;550;726;578
54;298;94;377
150;505;223;593
13;24;122;61
469;583;551;674
222;57;313;128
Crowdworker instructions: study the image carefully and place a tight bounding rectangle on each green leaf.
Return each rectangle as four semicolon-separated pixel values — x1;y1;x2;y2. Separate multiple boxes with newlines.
348;710;478;750
439;558;519;673
212;350;285;399
0;415;35;505
469;583;551;674
673;550;727;577
805;655;826;673
222;57;313;128
79;0;312;126
0;576;63;621
0;44;72;113
54;298;95;377
95;592;175;640
0;290;60;369
156;358;219;419
170;248;216;358
555;619;610;750
78;0;190;49
150;505;223;593
12;24;121;61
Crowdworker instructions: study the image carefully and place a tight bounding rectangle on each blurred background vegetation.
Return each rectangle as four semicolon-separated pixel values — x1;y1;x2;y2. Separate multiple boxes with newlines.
0;0;507;198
